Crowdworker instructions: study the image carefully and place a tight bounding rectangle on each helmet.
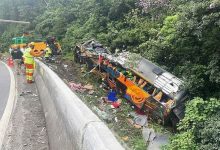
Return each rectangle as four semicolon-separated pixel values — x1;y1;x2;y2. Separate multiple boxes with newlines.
29;42;35;46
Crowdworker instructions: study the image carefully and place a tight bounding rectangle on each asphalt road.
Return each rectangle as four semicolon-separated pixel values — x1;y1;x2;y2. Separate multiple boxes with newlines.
0;61;11;119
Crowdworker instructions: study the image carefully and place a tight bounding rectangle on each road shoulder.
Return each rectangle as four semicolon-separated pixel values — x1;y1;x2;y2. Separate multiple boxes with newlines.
1;72;49;150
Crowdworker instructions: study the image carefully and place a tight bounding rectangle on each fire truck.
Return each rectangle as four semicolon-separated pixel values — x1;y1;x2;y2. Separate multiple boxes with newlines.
74;40;188;126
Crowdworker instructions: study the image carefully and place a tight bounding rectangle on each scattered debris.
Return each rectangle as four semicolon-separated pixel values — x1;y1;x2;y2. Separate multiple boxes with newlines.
20;91;32;96
147;134;169;150
122;136;129;141
111;102;120;108
134;124;142;129
88;90;95;95
63;64;68;69
48;64;58;70
49;59;170;150
127;118;134;125
134;115;148;126
149;129;156;142
32;94;38;97
92;106;113;122
81;67;86;73
69;82;94;93
114;117;118;123
69;82;85;93
40;127;45;134
128;112;148;127
83;84;94;90
142;127;151;143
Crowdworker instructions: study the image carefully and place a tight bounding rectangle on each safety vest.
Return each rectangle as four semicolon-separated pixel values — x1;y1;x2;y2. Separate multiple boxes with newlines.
45;47;52;58
23;48;34;64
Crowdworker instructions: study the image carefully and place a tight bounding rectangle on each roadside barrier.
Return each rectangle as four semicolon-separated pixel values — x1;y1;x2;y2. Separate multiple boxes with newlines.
34;59;124;150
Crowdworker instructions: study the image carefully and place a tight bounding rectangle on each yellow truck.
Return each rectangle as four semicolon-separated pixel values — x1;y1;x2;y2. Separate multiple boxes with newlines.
11;36;62;57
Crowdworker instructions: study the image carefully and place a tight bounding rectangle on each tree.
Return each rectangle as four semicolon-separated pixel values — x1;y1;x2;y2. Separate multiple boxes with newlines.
164;97;220;150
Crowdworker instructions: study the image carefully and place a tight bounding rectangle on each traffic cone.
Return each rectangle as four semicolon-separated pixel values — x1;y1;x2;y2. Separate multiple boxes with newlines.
7;57;14;67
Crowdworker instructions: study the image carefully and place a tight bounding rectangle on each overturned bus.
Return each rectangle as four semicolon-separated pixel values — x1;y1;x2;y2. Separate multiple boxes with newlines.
74;40;188;126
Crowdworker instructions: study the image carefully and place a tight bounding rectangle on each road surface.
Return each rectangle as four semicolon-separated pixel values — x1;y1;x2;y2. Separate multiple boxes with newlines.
0;61;11;120
1;61;49;150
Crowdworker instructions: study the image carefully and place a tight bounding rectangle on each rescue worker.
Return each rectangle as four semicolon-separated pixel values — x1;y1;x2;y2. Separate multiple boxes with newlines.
44;45;52;61
11;45;23;75
46;36;58;55
23;42;35;83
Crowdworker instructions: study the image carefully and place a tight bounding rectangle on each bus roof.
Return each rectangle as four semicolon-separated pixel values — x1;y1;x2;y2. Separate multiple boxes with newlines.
135;58;184;98
106;52;185;99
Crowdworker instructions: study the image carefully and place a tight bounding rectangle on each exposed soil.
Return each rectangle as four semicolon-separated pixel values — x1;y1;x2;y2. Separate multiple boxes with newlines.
2;73;49;150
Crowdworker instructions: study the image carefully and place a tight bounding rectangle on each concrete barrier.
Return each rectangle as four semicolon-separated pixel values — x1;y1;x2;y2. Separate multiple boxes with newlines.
34;59;124;150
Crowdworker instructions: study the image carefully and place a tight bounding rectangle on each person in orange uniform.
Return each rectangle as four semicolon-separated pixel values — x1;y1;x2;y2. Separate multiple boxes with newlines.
23;42;35;83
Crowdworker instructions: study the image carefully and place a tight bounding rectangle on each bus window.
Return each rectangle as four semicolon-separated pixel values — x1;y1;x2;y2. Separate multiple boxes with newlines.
152;88;160;96
134;76;140;84
154;91;163;101
138;78;144;86
140;81;147;88
160;94;170;103
143;83;155;94
115;71;120;78
133;75;137;83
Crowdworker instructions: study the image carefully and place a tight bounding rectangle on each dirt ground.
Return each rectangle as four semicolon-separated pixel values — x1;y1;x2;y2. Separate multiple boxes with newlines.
2;72;49;150
47;59;171;150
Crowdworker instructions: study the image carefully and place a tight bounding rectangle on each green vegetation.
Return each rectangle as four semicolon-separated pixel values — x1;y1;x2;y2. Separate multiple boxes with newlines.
0;0;219;149
164;97;220;150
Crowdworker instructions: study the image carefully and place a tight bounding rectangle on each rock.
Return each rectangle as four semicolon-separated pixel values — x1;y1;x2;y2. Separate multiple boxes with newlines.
88;90;95;95
134;124;142;129
129;112;148;126
83;84;94;90
142;127;151;143
114;117;118;122
20;91;32;96
142;127;156;142
149;128;156;142
127;118;134;125
134;115;148;126
63;64;68;69
33;94;38;97
147;134;169;150
122;136;129;141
